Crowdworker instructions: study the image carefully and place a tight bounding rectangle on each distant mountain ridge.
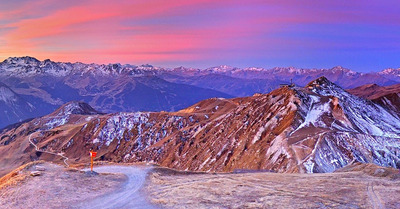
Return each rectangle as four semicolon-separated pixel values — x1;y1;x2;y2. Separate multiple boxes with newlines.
2;56;400;82
2;56;400;87
0;56;399;128
0;56;233;128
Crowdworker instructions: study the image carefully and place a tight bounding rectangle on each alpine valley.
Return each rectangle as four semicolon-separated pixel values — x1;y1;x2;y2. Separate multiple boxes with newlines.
1;56;400;129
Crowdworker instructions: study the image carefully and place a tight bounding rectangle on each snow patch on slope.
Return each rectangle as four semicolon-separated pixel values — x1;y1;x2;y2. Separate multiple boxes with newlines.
97;112;149;146
44;115;70;129
295;95;331;131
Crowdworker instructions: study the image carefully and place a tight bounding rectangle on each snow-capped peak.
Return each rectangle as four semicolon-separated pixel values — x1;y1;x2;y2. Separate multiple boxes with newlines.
330;66;357;75
0;57;163;77
2;56;40;66
379;68;400;76
206;65;237;73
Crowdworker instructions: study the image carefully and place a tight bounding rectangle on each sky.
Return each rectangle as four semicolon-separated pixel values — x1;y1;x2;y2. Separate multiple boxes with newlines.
0;0;399;72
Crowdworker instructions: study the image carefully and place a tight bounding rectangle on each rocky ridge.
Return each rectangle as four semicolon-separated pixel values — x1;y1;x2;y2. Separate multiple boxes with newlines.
0;77;399;175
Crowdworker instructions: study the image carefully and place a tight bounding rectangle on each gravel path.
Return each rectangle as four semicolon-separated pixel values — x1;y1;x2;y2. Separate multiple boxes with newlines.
77;166;159;209
28;133;69;167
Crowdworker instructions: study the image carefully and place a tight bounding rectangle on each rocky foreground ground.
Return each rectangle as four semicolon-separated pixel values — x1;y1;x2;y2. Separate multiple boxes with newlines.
145;163;400;209
1;162;400;209
0;162;126;208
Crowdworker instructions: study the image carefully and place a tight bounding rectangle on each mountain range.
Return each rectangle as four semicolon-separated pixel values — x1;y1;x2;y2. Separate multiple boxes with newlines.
1;56;400;129
1;76;399;176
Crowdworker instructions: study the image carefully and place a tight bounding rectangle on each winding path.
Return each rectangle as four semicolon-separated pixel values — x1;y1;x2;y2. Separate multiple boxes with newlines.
28;133;69;167
77;166;159;209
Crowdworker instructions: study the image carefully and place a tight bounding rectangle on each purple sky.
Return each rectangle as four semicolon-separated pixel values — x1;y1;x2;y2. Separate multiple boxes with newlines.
0;0;399;72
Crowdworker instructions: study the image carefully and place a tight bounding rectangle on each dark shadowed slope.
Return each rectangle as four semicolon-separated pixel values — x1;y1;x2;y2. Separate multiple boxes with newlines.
0;82;35;128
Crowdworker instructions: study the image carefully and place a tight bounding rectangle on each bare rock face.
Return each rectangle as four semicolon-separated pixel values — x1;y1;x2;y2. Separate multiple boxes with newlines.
1;77;400;175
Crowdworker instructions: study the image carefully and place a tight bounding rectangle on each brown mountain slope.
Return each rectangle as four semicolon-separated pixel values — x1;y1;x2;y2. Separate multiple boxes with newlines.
1;77;400;176
348;83;400;100
348;83;400;116
372;93;400;117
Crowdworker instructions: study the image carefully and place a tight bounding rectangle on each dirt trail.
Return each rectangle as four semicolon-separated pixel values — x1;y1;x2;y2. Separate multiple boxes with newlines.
76;166;159;209
367;182;385;209
28;133;69;167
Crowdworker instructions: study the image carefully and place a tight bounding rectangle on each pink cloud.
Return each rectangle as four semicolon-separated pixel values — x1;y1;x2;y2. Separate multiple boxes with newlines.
2;0;265;63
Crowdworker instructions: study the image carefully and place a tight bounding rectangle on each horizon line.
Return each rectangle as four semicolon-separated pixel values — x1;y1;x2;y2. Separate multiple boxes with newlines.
1;55;399;73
